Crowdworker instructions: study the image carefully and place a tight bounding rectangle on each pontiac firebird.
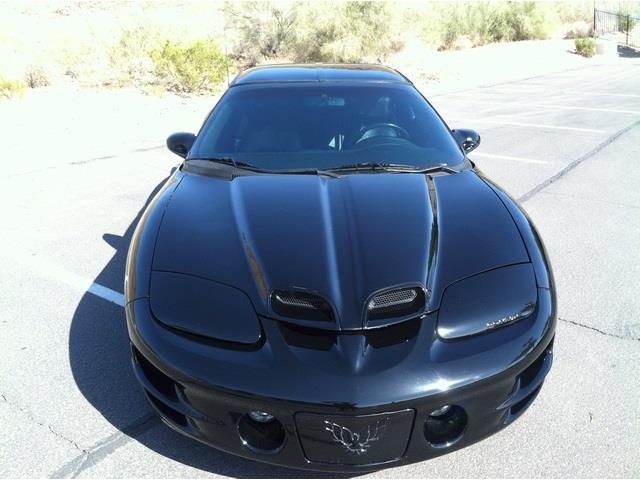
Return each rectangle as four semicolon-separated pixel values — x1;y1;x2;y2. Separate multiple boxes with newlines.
125;64;556;472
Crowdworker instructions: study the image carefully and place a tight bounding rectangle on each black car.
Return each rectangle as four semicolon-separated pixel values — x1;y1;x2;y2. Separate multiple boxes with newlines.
125;64;556;472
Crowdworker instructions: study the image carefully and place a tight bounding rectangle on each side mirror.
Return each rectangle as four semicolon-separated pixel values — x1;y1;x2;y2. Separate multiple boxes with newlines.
452;129;481;154
167;132;196;158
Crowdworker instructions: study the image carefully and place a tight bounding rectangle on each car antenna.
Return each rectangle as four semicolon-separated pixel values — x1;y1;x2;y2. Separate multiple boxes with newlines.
223;11;230;87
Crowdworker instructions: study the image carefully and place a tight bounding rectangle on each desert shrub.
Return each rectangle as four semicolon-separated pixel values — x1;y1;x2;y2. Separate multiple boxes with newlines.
151;39;230;94
108;26;163;87
563;21;593;39
223;1;296;67
224;1;401;65
422;1;556;50
0;76;27;99
618;12;637;34
24;65;49;88
289;1;402;63
554;1;592;24
575;37;596;57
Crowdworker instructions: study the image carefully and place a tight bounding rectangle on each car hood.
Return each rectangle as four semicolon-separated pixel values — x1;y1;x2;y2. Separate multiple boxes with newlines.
152;169;529;330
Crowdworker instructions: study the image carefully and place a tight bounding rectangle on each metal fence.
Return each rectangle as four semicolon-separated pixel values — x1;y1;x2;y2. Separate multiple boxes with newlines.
594;9;640;48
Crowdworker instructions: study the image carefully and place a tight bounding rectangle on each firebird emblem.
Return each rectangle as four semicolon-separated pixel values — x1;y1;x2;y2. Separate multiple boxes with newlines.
323;419;387;454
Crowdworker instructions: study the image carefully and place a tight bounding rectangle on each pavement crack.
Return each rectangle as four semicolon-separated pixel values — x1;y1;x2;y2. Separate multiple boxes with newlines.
49;412;159;478
558;317;639;341
518;118;640;203
1;392;88;453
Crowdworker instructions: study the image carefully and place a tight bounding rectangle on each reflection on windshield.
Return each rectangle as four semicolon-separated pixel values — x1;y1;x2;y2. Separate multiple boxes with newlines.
190;84;464;171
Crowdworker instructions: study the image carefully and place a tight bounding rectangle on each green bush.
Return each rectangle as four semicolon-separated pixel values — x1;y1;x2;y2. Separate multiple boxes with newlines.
151;39;230;94
0;76;26;99
574;37;596;57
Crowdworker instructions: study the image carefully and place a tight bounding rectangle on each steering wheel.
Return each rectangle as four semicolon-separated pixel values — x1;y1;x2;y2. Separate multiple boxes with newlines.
355;122;410;145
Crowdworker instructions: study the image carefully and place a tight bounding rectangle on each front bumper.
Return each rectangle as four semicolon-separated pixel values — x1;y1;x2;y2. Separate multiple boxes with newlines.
126;289;555;472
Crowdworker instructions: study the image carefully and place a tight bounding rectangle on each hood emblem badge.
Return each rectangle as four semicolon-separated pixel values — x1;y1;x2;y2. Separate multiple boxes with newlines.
323;419;387;454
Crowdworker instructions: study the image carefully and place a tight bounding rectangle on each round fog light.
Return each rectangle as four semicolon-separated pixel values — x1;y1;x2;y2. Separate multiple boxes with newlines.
430;405;451;417
248;411;274;423
238;413;285;454
424;405;467;448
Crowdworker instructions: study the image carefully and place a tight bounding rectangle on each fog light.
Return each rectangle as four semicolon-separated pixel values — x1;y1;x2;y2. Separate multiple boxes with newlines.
248;411;274;423
430;405;451;417
238;413;285;454
424;405;467;448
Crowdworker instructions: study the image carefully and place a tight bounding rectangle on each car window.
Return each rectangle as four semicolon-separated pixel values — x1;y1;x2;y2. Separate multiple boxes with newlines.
191;83;464;170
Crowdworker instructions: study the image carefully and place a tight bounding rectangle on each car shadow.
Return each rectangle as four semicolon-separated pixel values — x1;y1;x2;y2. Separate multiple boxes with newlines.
618;44;640;58
68;174;360;478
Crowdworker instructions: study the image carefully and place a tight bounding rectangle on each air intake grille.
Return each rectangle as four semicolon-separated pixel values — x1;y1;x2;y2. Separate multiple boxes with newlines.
271;290;334;323
367;287;425;321
274;293;318;309
368;289;418;310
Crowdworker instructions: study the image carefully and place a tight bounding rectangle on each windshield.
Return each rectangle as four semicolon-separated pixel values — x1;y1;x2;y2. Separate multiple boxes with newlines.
189;83;464;171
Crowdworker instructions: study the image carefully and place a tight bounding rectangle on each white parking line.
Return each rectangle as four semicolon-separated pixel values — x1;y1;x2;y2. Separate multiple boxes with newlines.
454;87;640;99
449;118;605;133
471;152;548;165
88;283;126;307
562;90;640;98
440;98;640;115
6;253;124;307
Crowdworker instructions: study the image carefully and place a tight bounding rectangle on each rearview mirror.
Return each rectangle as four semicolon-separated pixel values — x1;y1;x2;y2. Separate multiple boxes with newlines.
452;129;481;154
167;132;196;158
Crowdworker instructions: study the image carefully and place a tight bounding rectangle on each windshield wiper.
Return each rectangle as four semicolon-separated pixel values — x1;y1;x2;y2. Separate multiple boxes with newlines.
187;157;340;178
328;162;458;174
188;156;262;170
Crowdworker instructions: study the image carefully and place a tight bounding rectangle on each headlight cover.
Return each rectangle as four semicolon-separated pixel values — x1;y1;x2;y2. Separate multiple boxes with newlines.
150;271;262;344
437;263;537;340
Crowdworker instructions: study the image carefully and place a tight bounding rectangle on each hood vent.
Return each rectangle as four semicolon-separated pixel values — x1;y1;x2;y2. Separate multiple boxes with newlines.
271;290;334;323
367;287;425;321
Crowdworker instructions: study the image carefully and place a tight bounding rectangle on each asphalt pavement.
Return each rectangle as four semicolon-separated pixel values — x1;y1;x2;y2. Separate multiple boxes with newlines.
1;59;639;478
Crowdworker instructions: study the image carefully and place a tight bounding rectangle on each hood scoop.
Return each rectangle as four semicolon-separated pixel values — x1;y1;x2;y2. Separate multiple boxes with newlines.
271;290;335;325
366;286;427;328
271;286;427;331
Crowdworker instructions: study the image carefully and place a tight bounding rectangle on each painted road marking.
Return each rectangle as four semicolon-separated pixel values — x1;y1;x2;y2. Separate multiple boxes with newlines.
6;253;125;307
439;98;640;115
471;152;548;165
88;283;126;307
449;118;605;133
456;87;640;99
562;90;640;98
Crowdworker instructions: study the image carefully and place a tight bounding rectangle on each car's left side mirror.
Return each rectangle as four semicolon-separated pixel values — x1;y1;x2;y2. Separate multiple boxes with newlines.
167;132;196;158
452;128;481;154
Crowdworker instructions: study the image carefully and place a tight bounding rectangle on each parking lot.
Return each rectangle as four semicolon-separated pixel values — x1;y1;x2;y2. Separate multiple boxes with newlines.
1;59;639;478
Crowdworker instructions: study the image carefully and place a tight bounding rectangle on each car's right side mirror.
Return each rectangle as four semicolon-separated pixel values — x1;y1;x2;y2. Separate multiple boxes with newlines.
167;132;196;158
452;129;481;154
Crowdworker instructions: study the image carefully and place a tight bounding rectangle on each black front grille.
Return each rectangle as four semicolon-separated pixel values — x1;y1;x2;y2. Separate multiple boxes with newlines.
499;337;554;424
133;346;178;401
367;287;425;321
271;290;334;322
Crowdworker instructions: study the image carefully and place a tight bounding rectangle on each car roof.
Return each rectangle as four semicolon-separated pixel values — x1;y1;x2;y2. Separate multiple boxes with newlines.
230;64;412;87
